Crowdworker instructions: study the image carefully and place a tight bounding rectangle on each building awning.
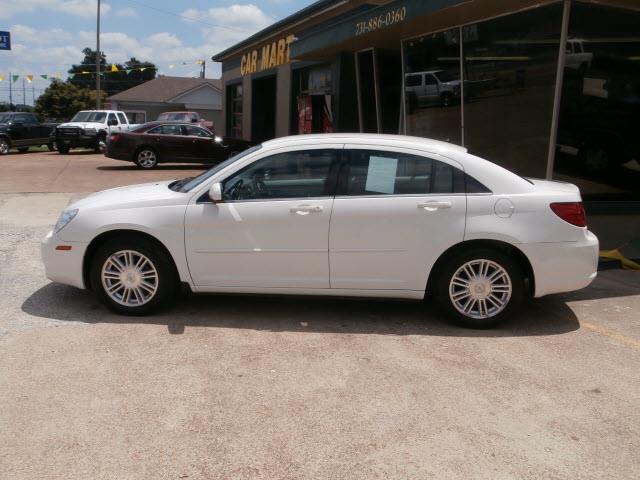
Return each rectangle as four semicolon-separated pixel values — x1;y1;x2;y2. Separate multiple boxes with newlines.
290;0;566;61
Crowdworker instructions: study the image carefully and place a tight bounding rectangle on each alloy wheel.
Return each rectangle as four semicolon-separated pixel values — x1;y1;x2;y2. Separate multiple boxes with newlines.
0;139;9;154
101;250;159;307
137;149;157;168
448;259;512;320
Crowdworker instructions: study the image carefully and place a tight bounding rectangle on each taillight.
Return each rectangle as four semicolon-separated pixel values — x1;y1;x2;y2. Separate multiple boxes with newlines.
550;202;587;227
109;134;120;143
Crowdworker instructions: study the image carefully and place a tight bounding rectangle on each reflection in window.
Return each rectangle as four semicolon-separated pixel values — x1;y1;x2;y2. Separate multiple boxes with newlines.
554;3;640;201
463;4;562;177
403;29;462;144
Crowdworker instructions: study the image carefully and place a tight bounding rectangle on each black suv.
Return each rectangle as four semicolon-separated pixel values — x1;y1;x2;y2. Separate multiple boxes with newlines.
0;112;58;154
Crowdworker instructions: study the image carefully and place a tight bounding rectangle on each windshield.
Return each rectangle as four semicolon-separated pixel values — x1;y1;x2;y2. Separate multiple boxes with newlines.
158;113;189;122
176;145;262;193
71;111;107;123
433;70;458;83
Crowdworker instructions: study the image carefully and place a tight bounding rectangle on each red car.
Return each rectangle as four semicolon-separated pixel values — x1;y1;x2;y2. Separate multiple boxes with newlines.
156;111;214;132
105;122;252;169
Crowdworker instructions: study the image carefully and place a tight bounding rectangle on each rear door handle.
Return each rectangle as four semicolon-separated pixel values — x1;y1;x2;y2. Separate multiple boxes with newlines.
418;201;452;211
290;204;323;215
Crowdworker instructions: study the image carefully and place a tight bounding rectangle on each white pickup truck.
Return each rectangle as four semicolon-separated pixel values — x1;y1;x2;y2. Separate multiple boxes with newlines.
53;110;140;154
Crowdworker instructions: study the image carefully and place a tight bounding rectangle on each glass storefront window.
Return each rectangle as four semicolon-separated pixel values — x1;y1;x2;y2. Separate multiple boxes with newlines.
402;28;462;145
226;83;243;139
463;4;563;177
554;2;640;201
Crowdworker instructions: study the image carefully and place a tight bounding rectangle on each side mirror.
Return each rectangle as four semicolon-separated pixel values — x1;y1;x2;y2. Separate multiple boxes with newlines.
208;182;223;202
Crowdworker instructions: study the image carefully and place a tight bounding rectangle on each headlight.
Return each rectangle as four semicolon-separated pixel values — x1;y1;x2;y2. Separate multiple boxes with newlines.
54;209;78;233
214;136;223;143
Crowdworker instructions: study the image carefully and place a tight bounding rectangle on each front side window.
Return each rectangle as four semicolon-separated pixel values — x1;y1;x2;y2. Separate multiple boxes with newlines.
107;113;117;125
405;74;422;87
148;124;183;135
344;150;466;195
222;149;337;201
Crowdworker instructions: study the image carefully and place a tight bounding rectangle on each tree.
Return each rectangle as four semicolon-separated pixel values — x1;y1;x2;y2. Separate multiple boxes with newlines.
68;48;157;97
34;79;105;121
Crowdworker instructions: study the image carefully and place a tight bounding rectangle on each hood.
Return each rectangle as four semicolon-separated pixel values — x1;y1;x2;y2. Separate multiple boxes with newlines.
57;122;104;129
70;180;188;211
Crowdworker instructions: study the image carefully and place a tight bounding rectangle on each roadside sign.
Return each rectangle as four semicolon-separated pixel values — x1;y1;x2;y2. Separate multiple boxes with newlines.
0;31;10;50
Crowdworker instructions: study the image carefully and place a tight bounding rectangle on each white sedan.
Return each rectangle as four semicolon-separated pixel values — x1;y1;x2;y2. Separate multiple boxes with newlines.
42;134;599;328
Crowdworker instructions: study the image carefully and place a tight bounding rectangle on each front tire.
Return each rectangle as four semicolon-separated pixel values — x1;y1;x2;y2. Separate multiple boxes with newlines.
58;145;70;154
90;237;177;315
435;249;523;328
0;138;10;155
135;148;158;169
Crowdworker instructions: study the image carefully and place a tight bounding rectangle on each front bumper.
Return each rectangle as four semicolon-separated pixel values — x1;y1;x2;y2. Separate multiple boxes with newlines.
41;230;89;289
520;230;599;298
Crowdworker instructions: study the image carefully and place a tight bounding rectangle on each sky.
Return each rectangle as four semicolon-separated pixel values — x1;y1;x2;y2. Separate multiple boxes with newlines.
0;0;315;105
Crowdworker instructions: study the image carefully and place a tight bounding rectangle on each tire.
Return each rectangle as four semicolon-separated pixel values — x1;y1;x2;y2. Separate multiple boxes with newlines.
435;248;524;328
0;137;10;155
135;147;158;169
48;142;56;152
441;93;454;107
94;134;107;153
90;236;177;316
58;145;70;154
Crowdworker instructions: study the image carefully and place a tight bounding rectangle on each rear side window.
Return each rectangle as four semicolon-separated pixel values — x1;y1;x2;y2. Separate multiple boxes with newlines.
148;124;183;135
343;150;465;195
117;113;127;124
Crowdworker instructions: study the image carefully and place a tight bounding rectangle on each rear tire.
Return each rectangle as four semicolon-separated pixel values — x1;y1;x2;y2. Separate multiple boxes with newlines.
435;248;523;328
90;237;177;316
58;145;70;154
135;148;158;169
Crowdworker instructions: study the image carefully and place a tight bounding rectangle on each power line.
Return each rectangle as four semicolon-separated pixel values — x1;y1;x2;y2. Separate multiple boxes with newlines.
120;0;258;34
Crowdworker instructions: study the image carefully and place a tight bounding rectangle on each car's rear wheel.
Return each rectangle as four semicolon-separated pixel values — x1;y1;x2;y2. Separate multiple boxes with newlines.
135;148;158;169
58;145;70;154
90;237;177;315
435;249;523;328
0;138;10;155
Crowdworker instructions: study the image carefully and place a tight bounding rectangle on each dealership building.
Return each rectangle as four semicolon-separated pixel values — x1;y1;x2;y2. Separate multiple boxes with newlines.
212;0;639;217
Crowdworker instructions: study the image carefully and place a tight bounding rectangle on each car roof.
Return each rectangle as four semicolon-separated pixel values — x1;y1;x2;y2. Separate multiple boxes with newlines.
262;133;468;154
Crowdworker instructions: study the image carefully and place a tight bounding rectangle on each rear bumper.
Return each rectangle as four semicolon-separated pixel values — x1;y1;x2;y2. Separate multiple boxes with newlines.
41;230;88;289
520;230;599;297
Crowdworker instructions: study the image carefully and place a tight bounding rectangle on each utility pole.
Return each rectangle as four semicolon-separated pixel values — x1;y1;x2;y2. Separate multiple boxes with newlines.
96;0;101;109
200;61;206;79
32;84;35;106
22;78;25;109
8;72;12;108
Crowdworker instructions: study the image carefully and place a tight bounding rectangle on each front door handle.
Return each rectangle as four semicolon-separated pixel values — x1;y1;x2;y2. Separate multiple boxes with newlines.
290;204;323;215
418;201;452;211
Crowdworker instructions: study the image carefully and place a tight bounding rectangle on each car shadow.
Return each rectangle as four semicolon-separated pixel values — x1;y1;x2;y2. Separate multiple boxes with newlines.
22;282;581;337
96;165;208;171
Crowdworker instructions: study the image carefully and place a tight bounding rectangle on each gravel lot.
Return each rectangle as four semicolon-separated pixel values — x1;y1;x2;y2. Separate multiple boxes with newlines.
1;152;639;479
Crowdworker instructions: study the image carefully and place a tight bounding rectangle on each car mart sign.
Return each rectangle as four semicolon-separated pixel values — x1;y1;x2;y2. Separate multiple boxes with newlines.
241;34;296;76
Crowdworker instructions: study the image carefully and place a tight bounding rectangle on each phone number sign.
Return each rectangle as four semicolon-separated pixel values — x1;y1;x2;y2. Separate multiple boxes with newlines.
0;31;10;50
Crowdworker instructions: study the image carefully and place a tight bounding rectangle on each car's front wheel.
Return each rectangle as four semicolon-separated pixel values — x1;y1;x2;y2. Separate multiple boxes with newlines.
90;237;177;315
0;138;10;155
135;148;158;169
436;249;523;328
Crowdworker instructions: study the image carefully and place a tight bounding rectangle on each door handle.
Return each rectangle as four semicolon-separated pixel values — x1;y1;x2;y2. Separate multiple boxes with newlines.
290;205;323;215
418;201;452;211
